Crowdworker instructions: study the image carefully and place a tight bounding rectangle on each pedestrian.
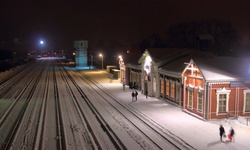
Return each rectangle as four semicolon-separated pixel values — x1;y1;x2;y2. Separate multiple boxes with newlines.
228;127;235;142
131;91;135;101
145;90;148;98
135;91;138;101
219;125;225;142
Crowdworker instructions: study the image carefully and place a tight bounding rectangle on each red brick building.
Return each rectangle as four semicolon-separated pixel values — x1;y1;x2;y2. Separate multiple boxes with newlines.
125;48;250;120
182;57;250;120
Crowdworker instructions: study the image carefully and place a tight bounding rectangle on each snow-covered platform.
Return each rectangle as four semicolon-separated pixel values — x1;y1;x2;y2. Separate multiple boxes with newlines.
86;70;250;150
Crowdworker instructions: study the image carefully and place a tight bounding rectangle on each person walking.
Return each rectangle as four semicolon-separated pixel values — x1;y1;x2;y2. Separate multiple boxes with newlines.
131;91;135;101
219;125;225;142
228;127;235;142
135;91;138;101
145;90;148;98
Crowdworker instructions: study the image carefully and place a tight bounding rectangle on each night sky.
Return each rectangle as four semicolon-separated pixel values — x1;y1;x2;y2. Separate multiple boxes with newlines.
0;0;249;52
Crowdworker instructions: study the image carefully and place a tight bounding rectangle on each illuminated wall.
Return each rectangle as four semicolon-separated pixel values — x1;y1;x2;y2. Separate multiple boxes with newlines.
74;40;88;67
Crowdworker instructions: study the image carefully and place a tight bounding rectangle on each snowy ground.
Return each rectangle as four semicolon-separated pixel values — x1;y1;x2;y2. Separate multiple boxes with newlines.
1;66;250;150
84;70;250;150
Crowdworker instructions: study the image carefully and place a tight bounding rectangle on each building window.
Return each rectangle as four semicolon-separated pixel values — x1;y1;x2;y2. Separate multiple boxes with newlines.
153;78;156;93
216;87;230;115
176;83;180;102
165;81;169;98
171;82;175;99
218;94;227;112
160;79;164;96
197;91;203;112
188;88;193;108
243;89;250;113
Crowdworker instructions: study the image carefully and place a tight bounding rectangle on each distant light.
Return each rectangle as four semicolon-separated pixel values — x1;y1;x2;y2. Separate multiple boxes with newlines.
40;41;44;44
99;54;103;57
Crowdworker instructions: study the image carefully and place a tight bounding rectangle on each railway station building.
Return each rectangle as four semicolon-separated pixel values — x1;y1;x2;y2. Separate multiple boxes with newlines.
124;48;250;120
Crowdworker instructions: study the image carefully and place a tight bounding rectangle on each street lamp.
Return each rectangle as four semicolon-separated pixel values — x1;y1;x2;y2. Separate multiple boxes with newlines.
118;55;126;90
99;53;103;70
39;40;44;56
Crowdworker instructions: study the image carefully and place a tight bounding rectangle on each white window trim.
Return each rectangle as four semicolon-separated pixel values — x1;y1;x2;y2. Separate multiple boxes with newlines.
165;79;170;96
243;89;250;114
197;90;204;113
187;85;194;109
160;78;164;95
170;80;175;99
216;87;231;116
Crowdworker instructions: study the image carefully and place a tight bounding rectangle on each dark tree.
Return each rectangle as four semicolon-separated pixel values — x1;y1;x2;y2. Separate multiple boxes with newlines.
0;49;12;60
140;20;239;56
139;33;166;50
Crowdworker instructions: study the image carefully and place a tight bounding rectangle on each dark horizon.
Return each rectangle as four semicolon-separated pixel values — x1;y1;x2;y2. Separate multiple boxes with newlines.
0;0;249;52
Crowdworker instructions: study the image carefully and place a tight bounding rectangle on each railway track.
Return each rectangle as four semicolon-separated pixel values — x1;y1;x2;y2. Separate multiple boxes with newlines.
70;68;196;150
58;63;120;149
0;62;43;119
0;60;48;149
35;63;65;150
0;58;195;149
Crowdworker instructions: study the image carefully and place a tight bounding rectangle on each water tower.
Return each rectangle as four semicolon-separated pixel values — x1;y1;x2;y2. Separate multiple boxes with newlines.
74;40;88;67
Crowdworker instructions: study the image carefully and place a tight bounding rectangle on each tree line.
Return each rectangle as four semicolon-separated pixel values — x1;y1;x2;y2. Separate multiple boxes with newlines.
139;20;240;56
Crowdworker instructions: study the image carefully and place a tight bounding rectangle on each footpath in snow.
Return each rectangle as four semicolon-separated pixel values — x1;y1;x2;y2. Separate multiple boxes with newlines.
87;70;250;150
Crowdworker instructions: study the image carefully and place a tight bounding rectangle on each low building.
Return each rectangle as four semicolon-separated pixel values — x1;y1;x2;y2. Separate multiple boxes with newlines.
74;40;88;67
125;48;250;120
182;57;250;120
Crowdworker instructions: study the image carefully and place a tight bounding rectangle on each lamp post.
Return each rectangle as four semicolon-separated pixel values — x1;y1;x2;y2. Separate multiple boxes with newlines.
40;40;44;51
99;54;103;70
119;55;126;90
39;40;44;55
90;55;93;69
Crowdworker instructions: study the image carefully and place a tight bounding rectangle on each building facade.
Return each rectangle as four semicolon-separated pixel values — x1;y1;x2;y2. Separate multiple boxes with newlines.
125;48;250;120
74;40;88;67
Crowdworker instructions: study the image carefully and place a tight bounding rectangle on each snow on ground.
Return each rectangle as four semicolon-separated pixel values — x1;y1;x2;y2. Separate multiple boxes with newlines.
0;65;24;83
86;70;250;150
1;67;249;150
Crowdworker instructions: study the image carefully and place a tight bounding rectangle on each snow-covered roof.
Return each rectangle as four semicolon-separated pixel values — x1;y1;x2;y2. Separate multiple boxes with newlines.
194;57;250;82
143;48;215;66
158;50;215;77
159;55;193;77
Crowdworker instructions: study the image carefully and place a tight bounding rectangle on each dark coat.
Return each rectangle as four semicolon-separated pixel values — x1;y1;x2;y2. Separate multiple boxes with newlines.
230;128;235;136
132;92;135;97
219;125;225;136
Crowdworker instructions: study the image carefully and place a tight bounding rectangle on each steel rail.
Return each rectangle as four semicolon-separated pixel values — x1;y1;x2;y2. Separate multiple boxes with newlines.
61;64;126;150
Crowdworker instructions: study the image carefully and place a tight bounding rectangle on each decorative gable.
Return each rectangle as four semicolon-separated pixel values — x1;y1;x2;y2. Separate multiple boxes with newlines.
182;59;203;79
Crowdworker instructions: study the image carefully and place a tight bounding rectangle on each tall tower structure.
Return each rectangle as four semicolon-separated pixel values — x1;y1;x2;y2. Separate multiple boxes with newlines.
74;40;88;67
